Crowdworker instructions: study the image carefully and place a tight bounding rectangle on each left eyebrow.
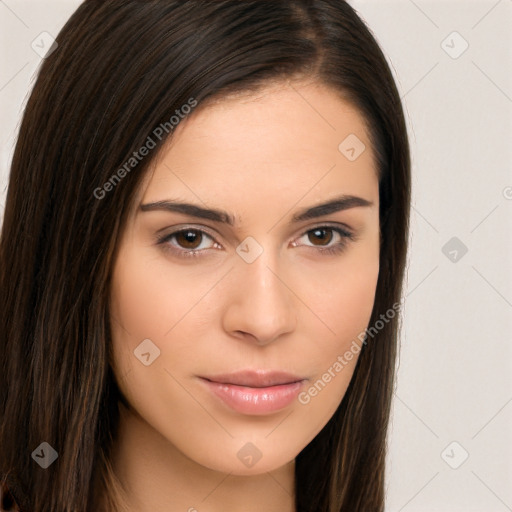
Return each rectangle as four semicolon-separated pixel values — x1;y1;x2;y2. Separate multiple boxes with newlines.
291;194;373;222
138;194;373;226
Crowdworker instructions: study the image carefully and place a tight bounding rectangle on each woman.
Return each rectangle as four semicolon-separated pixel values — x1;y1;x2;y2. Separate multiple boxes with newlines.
0;1;411;511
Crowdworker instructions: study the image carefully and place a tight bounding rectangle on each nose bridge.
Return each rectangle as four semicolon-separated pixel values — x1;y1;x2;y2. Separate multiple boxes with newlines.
238;241;288;309
224;237;297;342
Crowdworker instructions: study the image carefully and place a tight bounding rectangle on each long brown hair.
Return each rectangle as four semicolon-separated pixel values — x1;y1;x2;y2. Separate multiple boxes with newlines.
0;1;411;510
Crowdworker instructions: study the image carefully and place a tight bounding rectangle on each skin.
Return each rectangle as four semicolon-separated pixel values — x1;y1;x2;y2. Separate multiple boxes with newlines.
108;78;380;512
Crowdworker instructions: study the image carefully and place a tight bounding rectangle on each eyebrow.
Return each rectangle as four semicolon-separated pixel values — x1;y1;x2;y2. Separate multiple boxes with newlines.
139;194;373;226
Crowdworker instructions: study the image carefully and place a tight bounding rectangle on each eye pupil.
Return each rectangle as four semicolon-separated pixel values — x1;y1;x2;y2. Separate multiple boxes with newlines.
177;230;201;249
308;228;333;246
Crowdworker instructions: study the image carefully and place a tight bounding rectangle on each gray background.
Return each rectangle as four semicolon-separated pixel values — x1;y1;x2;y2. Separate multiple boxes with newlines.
1;1;511;510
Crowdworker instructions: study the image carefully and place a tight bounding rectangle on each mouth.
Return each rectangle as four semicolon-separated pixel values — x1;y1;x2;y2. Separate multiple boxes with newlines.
198;370;307;415
201;369;305;388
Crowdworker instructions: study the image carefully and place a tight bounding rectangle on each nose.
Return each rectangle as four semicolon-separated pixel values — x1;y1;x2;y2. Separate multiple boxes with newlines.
221;248;297;346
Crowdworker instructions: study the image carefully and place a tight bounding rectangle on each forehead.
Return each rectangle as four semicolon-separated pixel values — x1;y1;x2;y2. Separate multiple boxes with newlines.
139;80;377;216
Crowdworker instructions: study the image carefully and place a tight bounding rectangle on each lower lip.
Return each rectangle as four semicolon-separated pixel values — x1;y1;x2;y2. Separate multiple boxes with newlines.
199;378;305;415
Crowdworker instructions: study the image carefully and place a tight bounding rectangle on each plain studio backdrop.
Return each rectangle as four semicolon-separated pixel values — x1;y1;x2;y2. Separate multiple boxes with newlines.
1;1;511;511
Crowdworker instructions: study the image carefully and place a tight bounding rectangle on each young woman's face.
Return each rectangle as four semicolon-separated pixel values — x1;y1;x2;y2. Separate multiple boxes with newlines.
109;79;380;476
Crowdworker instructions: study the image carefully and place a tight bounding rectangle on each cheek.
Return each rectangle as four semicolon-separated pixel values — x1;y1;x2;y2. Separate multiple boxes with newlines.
108;247;195;423
108;242;225;394
108;247;173;378
331;262;379;340
109;245;210;346
297;243;379;416
304;238;380;345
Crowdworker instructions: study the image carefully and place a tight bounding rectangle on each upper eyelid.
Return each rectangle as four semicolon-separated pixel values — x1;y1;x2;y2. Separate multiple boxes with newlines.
158;221;353;236
158;222;354;247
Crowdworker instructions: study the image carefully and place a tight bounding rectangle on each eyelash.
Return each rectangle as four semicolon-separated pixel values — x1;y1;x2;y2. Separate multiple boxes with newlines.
156;224;356;259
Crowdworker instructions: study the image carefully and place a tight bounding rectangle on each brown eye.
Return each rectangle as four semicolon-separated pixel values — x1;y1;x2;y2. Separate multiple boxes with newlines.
174;229;203;249
307;227;334;246
157;227;219;259
293;225;355;256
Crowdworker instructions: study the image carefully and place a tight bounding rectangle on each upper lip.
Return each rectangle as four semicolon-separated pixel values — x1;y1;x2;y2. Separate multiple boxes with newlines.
200;370;305;388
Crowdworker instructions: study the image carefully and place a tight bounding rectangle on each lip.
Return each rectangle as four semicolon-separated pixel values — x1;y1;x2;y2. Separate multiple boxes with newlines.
202;370;305;388
198;370;307;415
